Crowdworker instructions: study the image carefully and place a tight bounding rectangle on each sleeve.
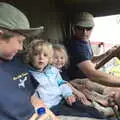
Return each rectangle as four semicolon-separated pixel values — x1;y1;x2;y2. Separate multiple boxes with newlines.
30;74;39;91
59;84;73;98
55;69;73;97
56;71;67;86
72;44;90;64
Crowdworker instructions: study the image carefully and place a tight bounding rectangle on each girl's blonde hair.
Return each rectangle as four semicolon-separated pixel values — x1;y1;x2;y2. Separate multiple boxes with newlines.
25;39;53;65
53;44;69;67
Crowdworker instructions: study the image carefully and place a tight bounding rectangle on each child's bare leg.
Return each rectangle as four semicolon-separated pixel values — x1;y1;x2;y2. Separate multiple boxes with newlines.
85;80;106;94
67;82;91;105
70;78;106;94
82;89;109;106
105;87;120;108
70;79;109;106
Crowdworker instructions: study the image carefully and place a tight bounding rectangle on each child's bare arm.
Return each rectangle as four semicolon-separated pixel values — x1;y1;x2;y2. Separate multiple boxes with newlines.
30;95;59;120
67;82;91;105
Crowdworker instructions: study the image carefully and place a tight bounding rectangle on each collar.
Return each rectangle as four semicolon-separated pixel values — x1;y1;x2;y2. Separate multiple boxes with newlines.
72;36;89;44
29;64;49;73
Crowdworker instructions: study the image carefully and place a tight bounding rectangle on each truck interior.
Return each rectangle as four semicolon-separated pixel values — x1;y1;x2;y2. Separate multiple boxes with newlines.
2;1;120;120
3;0;120;43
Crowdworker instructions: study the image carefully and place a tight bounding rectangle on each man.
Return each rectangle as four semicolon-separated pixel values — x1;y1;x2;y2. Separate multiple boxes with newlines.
67;12;120;87
66;12;120;116
0;2;58;120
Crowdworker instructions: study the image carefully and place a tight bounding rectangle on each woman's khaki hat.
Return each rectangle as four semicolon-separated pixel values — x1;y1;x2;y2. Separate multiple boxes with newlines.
0;2;44;37
73;12;95;27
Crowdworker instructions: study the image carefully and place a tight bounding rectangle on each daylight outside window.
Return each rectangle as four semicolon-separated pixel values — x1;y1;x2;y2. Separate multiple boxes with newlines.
90;14;120;76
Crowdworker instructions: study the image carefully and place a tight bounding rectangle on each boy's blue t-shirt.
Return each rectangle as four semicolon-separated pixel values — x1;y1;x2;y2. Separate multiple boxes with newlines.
0;55;37;120
67;39;93;79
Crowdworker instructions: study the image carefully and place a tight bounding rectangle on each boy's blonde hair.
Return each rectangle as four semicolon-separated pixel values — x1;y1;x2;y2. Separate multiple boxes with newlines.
25;39;53;65
53;44;69;66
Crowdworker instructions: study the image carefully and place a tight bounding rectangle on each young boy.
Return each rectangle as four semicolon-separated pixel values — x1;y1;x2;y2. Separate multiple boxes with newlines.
0;2;58;120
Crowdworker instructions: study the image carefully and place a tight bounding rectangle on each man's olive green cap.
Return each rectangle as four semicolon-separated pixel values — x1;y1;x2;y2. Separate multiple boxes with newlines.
73;12;95;27
0;2;44;37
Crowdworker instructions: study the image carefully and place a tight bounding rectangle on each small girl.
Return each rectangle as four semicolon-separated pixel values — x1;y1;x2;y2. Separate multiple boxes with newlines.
52;44;92;104
53;44;69;81
53;43;114;117
25;39;104;119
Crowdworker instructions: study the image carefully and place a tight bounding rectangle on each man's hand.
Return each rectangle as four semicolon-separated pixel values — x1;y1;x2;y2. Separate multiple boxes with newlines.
93;45;120;69
108;91;120;107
